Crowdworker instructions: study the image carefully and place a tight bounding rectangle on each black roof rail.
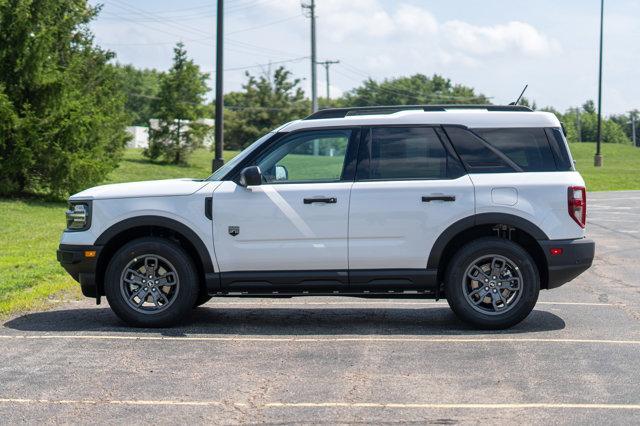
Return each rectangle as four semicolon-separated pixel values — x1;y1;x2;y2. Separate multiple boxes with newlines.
304;104;533;120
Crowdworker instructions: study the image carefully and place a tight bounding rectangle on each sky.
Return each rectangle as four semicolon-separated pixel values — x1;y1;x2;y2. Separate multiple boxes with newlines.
89;0;639;115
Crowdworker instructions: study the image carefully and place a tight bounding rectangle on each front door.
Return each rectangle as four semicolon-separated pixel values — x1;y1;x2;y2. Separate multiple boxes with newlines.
212;128;358;290
348;126;475;287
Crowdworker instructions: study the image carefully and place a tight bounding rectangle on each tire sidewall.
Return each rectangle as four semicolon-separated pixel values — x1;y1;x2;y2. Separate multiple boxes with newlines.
105;237;199;327
445;237;540;329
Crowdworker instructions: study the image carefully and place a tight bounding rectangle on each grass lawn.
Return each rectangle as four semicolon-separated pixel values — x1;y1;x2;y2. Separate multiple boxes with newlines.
1;143;639;317
569;142;640;191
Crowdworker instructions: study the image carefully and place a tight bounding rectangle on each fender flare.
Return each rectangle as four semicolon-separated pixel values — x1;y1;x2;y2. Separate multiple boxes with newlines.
95;215;215;274
426;213;549;270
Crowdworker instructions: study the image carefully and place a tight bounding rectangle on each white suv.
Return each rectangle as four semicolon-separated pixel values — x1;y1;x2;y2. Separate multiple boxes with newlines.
57;105;595;329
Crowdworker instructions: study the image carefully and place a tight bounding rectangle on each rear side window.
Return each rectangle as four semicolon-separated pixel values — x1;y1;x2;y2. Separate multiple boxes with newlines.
443;126;513;173
361;127;449;180
473;128;558;172
546;128;574;171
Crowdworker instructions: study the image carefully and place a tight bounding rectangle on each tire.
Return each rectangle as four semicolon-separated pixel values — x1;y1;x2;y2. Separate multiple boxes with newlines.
444;237;540;330
194;294;213;308
105;237;199;327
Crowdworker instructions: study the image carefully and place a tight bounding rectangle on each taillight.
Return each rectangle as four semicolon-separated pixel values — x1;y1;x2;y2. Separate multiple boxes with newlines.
568;186;586;228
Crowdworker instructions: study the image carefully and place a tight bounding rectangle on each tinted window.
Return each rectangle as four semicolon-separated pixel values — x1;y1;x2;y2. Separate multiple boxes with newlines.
364;127;448;180
474;128;558;172
546;128;574;171
444;126;513;173
255;130;351;183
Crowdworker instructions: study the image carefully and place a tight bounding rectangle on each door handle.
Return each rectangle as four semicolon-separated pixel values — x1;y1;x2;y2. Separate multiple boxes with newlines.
304;197;337;204
422;195;456;202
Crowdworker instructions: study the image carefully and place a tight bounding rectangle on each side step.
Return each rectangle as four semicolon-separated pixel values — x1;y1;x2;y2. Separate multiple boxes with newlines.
210;290;438;299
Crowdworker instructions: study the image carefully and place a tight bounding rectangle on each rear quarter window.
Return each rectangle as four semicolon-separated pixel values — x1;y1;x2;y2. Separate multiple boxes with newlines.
472;128;558;172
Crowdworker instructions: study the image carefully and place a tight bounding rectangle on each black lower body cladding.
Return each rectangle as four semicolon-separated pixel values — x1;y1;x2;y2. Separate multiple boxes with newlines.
538;238;595;288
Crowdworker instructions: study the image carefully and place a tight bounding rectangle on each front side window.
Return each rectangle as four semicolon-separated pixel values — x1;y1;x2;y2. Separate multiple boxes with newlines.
255;129;351;183
361;127;449;180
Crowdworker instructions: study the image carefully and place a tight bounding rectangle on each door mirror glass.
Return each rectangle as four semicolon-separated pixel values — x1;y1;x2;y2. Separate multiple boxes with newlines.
239;166;262;187
275;165;289;181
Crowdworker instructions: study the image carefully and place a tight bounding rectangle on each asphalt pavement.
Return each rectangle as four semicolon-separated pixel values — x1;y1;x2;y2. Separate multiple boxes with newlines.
1;191;639;424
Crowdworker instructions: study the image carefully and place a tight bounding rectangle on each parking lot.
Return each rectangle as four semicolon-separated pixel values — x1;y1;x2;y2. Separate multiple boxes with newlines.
1;191;639;424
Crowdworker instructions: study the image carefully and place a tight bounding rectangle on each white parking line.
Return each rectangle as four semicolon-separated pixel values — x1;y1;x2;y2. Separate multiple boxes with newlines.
0;335;638;345
0;398;639;410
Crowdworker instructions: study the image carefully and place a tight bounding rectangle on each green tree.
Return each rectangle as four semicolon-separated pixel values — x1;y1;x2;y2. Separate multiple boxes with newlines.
341;74;490;106
0;0;130;197
114;64;163;126
610;109;639;144
559;101;630;144
223;67;308;150
145;42;209;164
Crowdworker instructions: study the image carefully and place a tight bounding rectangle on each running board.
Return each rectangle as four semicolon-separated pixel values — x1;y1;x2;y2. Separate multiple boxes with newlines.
210;290;438;299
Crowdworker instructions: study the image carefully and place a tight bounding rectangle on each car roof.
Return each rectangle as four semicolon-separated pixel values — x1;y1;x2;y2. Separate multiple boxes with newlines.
280;110;561;132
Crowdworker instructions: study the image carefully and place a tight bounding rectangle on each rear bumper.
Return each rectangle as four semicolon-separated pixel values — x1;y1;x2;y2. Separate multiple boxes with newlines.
57;244;101;298
538;238;595;289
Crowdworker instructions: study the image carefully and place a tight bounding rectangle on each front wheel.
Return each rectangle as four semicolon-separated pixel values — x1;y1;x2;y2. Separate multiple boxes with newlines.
105;237;199;327
444;237;540;329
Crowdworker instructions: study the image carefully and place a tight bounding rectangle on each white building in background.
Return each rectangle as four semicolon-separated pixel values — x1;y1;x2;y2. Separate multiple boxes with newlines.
148;118;215;148
125;126;149;148
126;119;214;150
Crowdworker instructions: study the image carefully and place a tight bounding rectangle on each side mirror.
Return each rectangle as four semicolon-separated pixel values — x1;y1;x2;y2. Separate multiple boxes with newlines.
275;164;289;181
239;166;262;187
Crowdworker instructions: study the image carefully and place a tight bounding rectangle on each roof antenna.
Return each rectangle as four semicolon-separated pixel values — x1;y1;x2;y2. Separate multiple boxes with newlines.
509;84;528;105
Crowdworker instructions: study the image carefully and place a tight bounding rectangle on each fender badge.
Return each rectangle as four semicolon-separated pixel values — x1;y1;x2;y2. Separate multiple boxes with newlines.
228;226;240;236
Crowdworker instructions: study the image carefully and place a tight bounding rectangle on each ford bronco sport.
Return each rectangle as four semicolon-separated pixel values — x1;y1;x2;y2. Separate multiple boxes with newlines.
57;105;595;329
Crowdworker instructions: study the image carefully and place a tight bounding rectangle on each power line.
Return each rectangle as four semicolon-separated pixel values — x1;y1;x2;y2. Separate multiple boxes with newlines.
220;56;309;72
227;14;302;35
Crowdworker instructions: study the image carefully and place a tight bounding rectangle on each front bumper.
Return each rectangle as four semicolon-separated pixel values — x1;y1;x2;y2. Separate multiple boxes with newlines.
57;244;101;298
538;238;595;289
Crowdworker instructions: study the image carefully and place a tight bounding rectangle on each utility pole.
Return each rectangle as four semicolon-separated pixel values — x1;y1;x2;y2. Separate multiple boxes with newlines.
212;0;224;172
576;108;582;142
319;60;339;102
594;0;605;167
301;0;318;113
632;114;637;147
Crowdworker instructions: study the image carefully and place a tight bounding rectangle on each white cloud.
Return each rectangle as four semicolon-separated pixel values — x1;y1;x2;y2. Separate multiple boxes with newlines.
393;4;438;36
442;20;562;57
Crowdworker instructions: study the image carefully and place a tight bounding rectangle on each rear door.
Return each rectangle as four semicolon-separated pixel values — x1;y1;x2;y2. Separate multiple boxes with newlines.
348;126;475;286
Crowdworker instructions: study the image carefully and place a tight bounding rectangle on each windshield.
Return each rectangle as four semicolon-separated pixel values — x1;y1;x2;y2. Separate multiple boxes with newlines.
206;132;275;181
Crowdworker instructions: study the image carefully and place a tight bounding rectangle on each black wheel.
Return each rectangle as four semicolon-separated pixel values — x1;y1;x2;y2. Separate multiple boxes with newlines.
444;237;540;329
194;293;213;308
105;237;199;327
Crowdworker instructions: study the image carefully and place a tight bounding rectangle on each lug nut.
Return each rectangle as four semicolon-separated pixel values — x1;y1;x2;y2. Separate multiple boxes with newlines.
493;289;497;293
484;279;489;282
144;287;148;291
155;280;159;284
485;287;489;291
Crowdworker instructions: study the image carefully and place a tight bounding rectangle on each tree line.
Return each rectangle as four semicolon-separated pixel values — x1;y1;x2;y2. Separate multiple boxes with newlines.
0;0;636;198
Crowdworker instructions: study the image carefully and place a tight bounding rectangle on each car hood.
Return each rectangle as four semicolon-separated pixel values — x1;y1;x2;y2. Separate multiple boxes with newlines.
69;178;213;200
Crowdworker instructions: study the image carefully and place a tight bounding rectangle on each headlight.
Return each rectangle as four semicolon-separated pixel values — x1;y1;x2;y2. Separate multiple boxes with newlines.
65;202;91;231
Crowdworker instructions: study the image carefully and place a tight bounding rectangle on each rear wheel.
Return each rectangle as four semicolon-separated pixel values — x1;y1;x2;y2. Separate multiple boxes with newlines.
105;237;199;327
444;237;540;329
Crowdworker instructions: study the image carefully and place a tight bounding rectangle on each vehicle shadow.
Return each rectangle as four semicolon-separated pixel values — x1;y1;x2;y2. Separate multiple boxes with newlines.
3;304;565;336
